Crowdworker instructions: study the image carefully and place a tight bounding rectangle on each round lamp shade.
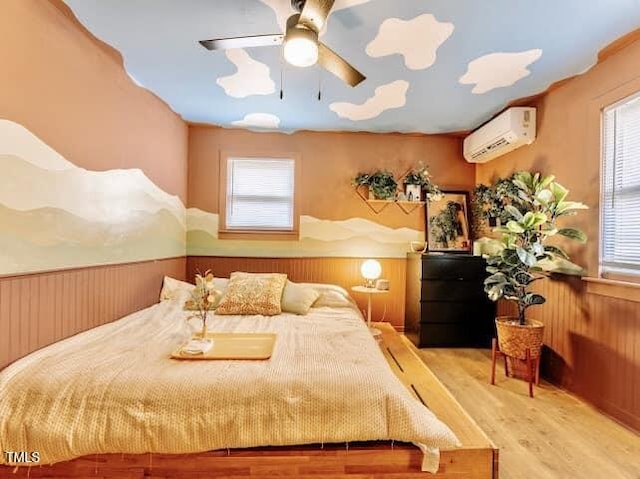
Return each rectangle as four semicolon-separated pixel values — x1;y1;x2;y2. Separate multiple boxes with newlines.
361;259;382;281
283;31;318;68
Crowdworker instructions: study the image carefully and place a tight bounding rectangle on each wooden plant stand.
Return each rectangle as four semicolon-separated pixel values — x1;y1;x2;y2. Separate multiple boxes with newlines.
490;338;540;398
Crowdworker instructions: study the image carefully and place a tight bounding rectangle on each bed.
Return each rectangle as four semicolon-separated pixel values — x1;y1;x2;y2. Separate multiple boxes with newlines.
0;283;465;475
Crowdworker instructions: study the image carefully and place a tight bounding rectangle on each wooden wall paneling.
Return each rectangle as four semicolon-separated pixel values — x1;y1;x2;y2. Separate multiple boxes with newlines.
0;257;186;370
497;278;640;432
187;256;407;330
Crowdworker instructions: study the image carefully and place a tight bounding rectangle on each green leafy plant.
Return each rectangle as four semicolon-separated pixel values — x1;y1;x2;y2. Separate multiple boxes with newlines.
352;170;398;200
471;174;523;236
483;172;588;325
352;173;371;187
429;201;462;247
404;162;443;202
471;184;495;236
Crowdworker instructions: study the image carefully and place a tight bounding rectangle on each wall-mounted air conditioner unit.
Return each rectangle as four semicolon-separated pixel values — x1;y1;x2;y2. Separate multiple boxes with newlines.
463;107;536;163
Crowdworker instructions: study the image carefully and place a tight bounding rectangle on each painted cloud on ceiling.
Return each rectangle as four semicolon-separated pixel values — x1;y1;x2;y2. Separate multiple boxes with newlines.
460;49;543;94
366;14;454;70
330;80;409;121
216;49;275;98
258;0;371;34
232;113;281;129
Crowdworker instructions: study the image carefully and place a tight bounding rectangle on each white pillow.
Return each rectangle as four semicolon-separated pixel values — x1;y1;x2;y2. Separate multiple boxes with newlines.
159;276;194;301
281;281;321;315
297;283;357;309
212;277;229;295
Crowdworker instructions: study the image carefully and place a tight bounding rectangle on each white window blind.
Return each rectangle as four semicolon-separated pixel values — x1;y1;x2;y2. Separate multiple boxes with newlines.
225;157;295;231
601;91;640;276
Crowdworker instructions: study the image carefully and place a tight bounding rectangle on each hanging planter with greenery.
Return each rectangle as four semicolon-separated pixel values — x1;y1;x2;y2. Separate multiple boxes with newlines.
404;162;443;203
352;170;398;200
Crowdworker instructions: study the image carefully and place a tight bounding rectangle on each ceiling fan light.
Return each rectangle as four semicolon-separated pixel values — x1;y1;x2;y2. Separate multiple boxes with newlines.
283;31;318;68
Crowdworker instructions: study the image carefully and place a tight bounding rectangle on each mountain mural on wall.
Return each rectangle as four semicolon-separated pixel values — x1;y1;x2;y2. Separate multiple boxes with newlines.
0;120;186;275
187;208;423;259
0;119;424;275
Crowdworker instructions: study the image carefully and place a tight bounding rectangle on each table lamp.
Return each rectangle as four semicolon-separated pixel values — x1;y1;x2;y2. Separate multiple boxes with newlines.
361;259;381;288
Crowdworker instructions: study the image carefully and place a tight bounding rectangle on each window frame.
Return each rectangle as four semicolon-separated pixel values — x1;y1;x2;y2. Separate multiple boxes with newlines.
218;150;301;240
599;90;640;282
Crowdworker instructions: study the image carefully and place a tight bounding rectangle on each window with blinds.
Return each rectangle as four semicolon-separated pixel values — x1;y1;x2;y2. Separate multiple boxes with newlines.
601;91;640;276
225;157;295;231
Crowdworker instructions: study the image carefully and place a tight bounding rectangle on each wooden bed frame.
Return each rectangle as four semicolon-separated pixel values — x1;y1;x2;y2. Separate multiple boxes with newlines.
0;323;498;479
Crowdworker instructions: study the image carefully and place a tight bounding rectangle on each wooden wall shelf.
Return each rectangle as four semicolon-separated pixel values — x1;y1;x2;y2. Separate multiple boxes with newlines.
396;200;425;214
356;186;425;215
363;198;425;215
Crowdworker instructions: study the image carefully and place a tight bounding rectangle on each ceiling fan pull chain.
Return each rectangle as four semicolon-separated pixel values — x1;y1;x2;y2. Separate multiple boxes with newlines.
280;52;285;100
317;69;322;101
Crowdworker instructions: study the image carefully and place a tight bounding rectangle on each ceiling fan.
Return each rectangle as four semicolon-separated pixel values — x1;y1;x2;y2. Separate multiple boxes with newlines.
199;0;366;87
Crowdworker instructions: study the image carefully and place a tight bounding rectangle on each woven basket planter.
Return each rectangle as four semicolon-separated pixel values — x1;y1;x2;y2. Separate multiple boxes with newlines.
495;316;544;360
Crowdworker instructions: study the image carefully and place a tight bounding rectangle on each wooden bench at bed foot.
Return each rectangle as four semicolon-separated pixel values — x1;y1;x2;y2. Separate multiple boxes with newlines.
0;323;498;479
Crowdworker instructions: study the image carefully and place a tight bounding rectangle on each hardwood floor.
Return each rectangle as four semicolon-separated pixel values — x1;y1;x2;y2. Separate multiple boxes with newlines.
415;347;640;479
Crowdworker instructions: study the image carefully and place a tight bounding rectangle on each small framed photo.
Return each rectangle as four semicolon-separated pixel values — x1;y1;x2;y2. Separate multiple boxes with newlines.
426;190;472;253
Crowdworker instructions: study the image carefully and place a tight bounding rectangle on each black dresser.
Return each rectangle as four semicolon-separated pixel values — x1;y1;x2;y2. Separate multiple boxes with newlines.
405;253;496;348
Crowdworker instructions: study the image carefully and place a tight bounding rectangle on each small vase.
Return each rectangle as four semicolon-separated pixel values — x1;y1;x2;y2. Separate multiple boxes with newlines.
200;313;208;338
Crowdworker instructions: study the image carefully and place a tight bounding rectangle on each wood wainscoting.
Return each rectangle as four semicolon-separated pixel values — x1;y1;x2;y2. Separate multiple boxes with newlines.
497;277;640;432
0;257;186;370
187;256;407;330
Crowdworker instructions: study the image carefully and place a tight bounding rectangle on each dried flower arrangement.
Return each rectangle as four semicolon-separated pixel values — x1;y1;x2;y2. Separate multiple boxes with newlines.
185;270;222;338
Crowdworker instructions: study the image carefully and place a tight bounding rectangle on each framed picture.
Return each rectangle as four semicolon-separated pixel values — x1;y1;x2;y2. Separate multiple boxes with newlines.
426;190;472;253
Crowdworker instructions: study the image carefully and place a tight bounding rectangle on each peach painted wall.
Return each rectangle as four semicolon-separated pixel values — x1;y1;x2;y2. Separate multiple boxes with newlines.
0;0;189;275
0;1;188;365
0;0;188;202
187;126;474;327
188;126;473;231
477;38;640;431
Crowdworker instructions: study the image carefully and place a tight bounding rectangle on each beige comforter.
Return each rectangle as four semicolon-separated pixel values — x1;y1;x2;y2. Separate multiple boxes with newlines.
0;288;458;471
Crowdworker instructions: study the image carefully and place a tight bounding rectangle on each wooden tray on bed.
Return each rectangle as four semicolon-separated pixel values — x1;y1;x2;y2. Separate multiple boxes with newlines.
171;332;276;360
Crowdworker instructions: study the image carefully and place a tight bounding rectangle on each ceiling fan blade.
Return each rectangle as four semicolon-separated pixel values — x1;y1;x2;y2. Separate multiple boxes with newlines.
298;0;335;33
199;34;283;51
318;43;365;87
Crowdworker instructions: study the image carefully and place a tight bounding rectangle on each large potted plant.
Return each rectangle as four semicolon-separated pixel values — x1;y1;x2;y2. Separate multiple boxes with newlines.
483;171;588;366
